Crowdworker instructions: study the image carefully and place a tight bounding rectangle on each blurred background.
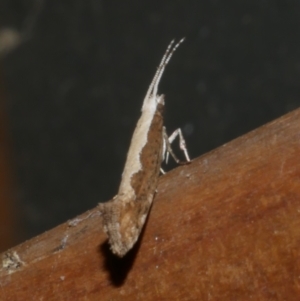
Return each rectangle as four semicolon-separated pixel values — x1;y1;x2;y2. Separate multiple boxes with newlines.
0;0;300;251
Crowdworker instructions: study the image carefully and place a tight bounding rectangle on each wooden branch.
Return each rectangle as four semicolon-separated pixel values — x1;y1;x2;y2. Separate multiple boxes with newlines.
1;108;300;300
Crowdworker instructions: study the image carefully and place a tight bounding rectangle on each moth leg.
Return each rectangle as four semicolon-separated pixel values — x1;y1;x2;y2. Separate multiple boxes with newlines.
163;126;190;164
163;128;180;164
159;135;167;174
160;167;166;174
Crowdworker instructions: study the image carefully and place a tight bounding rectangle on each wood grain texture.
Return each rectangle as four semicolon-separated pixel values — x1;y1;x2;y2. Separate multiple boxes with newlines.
1;108;300;300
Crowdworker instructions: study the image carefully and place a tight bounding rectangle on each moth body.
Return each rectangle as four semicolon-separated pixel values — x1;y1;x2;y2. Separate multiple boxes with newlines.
99;39;185;257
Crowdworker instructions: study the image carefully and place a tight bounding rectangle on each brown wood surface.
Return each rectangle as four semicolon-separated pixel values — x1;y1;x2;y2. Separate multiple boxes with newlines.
1;108;300;300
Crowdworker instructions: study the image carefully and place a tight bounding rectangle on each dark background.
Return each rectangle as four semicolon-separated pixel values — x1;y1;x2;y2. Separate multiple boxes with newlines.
1;0;300;244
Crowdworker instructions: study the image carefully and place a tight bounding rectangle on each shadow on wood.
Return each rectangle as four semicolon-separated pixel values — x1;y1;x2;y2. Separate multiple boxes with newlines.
1;108;300;300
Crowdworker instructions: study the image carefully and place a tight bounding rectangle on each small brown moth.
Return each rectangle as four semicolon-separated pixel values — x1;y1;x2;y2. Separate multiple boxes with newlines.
99;39;190;257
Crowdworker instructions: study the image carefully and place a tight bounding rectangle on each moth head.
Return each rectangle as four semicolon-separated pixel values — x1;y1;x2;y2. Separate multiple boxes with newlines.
157;94;165;105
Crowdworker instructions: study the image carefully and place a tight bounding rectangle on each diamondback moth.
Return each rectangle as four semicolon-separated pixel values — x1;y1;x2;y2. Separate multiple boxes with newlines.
99;39;190;257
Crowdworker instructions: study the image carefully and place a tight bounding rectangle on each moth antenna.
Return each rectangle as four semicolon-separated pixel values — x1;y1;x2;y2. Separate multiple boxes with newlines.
144;40;174;99
152;38;185;97
143;38;185;108
163;37;185;67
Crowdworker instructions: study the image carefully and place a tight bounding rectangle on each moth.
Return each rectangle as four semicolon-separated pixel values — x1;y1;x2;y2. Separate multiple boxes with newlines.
99;39;190;257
